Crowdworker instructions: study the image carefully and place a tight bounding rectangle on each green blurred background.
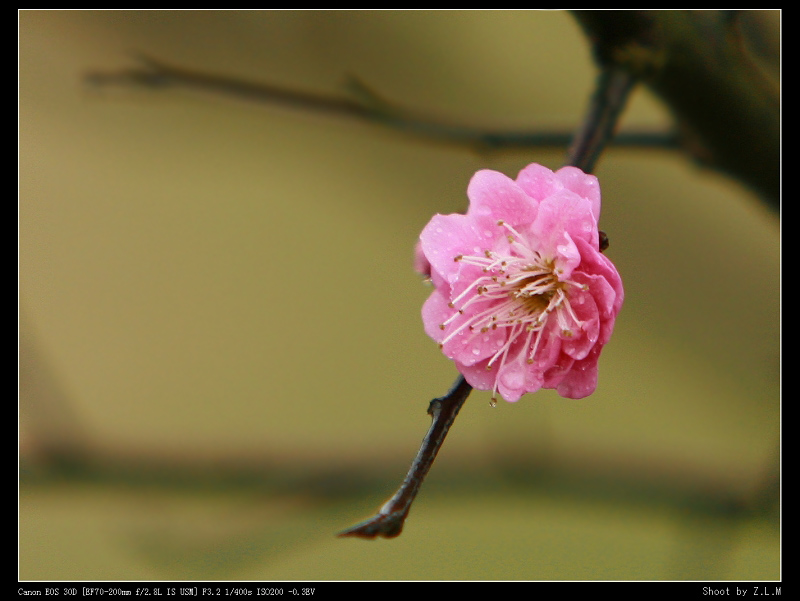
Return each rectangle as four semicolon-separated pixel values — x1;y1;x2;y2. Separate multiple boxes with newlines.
19;10;779;581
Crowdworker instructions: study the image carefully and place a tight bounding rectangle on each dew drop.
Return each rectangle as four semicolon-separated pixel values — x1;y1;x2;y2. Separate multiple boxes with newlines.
489;398;498;408
472;347;481;355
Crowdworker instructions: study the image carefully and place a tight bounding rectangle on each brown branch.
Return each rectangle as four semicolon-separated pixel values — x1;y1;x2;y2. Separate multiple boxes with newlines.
566;65;638;174
571;10;780;208
338;375;472;539
566;64;638;253
85;55;678;154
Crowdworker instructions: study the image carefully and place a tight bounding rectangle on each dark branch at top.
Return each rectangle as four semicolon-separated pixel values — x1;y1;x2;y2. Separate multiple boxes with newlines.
566;65;638;174
572;10;780;209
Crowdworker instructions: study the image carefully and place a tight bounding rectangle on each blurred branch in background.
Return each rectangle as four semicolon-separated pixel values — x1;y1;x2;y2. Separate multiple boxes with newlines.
83;11;779;211
19;319;88;466
85;54;679;156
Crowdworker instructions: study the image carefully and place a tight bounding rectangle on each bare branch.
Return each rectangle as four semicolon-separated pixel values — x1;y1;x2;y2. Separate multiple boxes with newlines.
85;55;677;155
338;375;472;539
566;65;638;173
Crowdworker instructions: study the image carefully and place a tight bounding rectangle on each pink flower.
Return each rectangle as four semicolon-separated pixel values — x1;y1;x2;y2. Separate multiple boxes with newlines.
418;163;623;403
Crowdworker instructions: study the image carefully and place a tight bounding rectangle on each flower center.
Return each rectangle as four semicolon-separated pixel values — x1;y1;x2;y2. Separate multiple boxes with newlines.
438;221;587;404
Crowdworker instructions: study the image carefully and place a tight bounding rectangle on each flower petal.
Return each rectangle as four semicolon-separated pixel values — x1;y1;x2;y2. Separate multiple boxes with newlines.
457;359;501;392
555;346;600;399
440;310;505;367
515;163;561;201
419;213;482;283
561;289;600;360
467;169;538;225
573;237;624;316
417;162;622;403
555;165;601;221
533;189;599;254
421;288;453;343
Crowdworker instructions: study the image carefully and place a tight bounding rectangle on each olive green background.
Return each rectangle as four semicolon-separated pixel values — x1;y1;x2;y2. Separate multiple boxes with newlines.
19;10;779;581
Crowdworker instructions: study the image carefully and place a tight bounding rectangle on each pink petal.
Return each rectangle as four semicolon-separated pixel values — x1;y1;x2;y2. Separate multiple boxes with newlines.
574;237;624;316
555;347;600;399
532;189;599;253
497;354;542;402
561;290;600;360
419;213;482;283
532;327;564;375
555;166;601;221
466;169;538;225
457;359;501;392
417;162;622;403
541;352;576;390
440;314;505;367
421;288;453;343
515;163;561;201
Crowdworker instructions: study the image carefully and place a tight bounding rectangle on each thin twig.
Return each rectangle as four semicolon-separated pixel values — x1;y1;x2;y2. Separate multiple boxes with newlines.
85;55;676;154
338;375;472;539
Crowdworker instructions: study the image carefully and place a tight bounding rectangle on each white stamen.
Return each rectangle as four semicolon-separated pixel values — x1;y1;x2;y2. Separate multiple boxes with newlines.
441;239;586;398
